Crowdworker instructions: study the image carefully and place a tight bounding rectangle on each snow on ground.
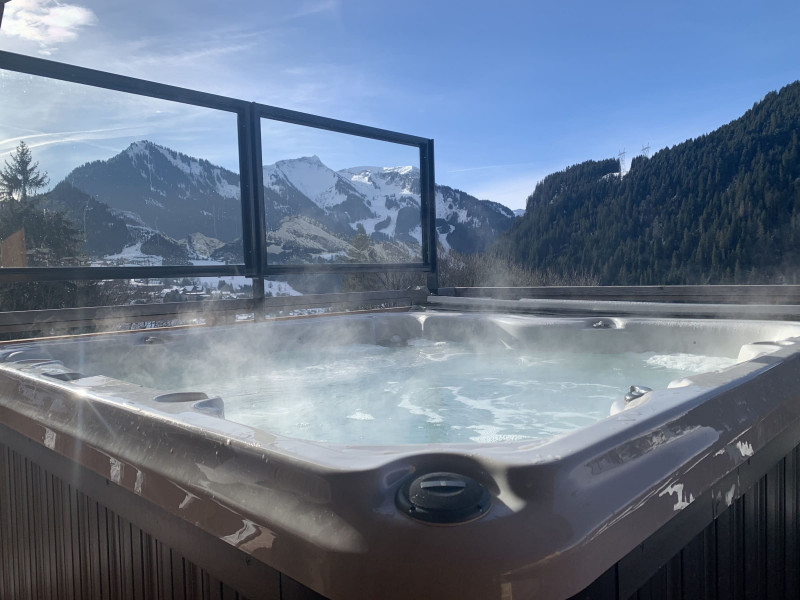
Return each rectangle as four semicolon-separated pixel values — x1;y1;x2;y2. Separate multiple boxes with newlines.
98;243;163;266
195;276;300;295
214;176;240;200
184;233;226;259
155;143;207;178
263;280;301;296
316;251;349;261
128;140;240;201
264;157;424;239
157;144;240;200
406;226;423;245
186;268;300;295
264;156;350;210
436;190;481;228
341;165;420;238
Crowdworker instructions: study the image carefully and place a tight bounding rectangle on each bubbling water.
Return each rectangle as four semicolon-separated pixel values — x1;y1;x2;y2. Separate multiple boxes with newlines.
193;339;738;445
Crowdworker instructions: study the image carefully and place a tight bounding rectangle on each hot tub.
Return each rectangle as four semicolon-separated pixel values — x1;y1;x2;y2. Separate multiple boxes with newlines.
2;310;800;599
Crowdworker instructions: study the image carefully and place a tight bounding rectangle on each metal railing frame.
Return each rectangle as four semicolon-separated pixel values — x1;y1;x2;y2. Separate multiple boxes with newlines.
0;50;438;292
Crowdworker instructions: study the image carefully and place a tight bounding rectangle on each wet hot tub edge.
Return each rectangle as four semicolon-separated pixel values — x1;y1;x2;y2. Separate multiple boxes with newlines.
1;311;800;599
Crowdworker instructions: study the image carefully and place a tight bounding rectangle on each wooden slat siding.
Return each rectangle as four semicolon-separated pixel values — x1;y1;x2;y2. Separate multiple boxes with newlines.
786;448;800;597
172;551;186;600
54;470;70;599
2;447;17;599
48;464;63;599
678;528;701;597
0;429;328;600
279;576;329;600
30;461;45;599
701;525;718;599
131;520;146;599
442;285;800;305
742;478;761;598
114;513;128;600
70;487;81;596
571;444;800;599
764;463;784;599
20;453;33;598
0;441;250;600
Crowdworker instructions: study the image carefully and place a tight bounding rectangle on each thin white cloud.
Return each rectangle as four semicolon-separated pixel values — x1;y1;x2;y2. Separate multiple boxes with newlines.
282;0;340;22
4;0;97;54
0;125;149;156
109;36;256;76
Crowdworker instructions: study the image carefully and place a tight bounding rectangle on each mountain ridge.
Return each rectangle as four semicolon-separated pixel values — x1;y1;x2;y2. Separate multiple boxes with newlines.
62;142;514;263
495;80;800;285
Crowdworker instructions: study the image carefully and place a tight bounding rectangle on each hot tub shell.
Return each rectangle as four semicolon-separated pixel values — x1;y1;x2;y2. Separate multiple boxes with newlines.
2;310;800;599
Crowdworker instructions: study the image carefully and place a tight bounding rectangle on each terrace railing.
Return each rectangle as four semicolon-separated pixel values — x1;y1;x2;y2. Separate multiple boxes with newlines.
0;50;438;304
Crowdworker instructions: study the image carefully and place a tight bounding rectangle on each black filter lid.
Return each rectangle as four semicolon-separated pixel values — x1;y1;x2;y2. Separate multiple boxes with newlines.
396;471;491;525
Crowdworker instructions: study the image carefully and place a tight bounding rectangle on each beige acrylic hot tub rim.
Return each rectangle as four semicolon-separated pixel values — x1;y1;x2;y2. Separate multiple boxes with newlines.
1;310;800;599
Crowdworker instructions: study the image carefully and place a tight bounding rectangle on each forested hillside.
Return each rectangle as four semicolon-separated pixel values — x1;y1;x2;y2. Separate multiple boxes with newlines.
495;81;800;284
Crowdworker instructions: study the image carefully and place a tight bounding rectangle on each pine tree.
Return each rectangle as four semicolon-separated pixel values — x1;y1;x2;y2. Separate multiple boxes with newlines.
0;142;83;268
494;81;800;285
0;141;50;202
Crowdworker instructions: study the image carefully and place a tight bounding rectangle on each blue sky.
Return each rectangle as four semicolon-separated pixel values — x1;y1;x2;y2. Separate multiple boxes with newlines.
1;0;799;210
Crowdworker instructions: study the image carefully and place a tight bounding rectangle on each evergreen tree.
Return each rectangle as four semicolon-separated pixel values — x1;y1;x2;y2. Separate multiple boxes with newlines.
0;141;49;202
494;81;800;285
0;141;83;269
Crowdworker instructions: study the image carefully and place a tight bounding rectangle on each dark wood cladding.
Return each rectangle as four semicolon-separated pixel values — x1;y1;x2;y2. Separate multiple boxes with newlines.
1;444;246;599
0;430;327;600
572;444;800;599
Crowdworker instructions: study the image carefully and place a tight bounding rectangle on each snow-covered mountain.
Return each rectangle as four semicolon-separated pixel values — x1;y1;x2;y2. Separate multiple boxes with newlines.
264;155;515;254
62;141;515;264
263;156;423;245
66;141;242;242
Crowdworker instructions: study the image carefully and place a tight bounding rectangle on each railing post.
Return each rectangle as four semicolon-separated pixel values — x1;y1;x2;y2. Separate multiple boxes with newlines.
420;138;438;293
237;102;267;317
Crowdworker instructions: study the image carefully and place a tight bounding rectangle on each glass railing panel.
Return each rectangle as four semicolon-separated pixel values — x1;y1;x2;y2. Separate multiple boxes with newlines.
259;119;422;266
0;69;243;269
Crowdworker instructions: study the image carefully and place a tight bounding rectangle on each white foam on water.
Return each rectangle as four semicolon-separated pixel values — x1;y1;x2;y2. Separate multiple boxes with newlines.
398;400;444;424
107;339;739;445
646;353;738;373
466;425;533;443
347;411;375;421
406;338;444;348
216;345;735;443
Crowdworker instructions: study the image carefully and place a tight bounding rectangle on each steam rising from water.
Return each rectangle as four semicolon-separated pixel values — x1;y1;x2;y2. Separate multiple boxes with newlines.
106;337;737;445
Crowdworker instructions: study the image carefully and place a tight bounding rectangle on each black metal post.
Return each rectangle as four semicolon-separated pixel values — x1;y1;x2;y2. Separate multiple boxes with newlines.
237;104;259;277
420;139;438;293
245;103;267;315
249;104;267;277
0;1;9;31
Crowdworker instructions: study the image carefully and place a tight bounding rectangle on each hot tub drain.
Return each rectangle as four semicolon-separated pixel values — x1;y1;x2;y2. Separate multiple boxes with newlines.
396;471;490;524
